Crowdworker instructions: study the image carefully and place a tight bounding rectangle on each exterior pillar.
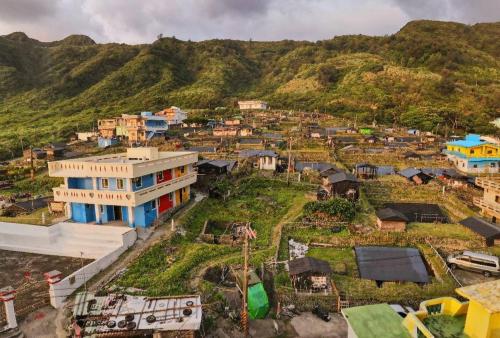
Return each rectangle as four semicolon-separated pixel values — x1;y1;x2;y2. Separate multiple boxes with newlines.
0;286;17;329
92;177;98;190
95;204;102;224
128;207;135;227
66;202;72;219
44;270;63;308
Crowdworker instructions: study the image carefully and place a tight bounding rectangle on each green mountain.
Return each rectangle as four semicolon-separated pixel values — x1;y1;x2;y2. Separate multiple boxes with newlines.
0;20;499;158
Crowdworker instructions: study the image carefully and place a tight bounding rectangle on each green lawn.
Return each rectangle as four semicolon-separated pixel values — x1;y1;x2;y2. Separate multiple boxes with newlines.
406;223;479;241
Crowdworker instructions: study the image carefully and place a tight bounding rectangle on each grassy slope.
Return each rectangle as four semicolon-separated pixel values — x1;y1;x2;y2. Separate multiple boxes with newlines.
0;20;499;159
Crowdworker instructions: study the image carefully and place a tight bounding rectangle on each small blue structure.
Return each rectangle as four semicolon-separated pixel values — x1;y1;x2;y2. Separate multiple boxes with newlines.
98;137;119;148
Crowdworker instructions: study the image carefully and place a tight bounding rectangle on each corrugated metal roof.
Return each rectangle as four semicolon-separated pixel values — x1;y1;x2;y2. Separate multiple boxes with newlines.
355;246;429;284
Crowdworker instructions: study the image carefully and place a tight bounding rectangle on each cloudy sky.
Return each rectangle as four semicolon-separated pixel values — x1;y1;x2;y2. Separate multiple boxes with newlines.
1;0;499;43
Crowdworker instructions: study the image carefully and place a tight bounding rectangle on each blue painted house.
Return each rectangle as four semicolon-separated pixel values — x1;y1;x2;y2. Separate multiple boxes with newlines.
49;147;198;228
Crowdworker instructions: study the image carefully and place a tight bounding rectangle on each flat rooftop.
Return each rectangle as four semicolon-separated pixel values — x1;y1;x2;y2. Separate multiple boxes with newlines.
53;150;196;164
342;304;411;338
455;279;500;312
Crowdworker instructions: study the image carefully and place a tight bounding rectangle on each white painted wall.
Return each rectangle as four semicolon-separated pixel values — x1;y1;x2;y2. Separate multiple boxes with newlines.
0;221;137;307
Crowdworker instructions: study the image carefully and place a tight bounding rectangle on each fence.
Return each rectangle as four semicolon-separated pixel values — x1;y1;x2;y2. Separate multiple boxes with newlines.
426;241;462;287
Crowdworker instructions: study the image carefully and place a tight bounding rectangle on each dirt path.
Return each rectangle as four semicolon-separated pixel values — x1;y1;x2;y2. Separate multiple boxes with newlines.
272;193;315;260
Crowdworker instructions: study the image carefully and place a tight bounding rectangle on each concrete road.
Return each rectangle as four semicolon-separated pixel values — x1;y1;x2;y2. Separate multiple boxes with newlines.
290;313;347;338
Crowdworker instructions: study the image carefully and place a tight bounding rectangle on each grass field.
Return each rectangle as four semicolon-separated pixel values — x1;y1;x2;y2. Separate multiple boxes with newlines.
117;176;313;295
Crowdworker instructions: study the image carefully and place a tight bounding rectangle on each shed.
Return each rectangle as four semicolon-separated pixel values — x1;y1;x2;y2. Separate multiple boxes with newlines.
383;202;448;223
4;197;51;215
459;216;500;247
376;208;409;232
288;257;332;291
398;168;433;185
197;160;236;175
355;246;429;285
355;163;378;179
323;172;360;200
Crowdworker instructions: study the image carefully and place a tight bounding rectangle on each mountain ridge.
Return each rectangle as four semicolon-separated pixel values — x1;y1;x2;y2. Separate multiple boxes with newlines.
0;20;498;158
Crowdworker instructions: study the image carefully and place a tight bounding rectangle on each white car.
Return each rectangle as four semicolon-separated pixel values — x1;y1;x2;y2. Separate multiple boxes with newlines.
447;251;499;277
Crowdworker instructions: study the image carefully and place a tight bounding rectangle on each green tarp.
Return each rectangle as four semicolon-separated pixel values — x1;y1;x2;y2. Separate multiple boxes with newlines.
247;282;269;319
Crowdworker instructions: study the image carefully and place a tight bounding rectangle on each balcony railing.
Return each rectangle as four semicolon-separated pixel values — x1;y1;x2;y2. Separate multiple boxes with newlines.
473;197;500;218
475;177;500;191
53;172;196;207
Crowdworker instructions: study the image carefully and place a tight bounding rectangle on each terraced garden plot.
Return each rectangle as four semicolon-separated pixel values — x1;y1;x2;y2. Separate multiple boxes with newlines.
116;176;313;295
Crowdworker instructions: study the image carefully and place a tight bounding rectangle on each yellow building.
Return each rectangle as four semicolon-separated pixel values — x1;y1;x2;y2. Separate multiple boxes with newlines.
402;279;500;338
445;134;500;174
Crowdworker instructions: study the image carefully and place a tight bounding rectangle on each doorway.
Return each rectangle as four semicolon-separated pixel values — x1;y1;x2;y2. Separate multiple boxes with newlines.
113;206;122;221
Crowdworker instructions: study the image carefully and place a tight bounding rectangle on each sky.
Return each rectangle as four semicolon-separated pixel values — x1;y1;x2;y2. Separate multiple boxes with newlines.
0;0;499;44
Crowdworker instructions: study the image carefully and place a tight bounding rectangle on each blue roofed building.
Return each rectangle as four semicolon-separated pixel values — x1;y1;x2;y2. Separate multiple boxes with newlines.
445;134;500;174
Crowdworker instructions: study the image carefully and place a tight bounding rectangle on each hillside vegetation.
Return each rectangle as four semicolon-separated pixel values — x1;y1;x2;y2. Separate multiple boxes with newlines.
0;20;499;158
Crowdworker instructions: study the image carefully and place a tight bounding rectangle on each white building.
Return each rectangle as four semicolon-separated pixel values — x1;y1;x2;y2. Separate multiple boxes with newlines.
155;106;188;126
238;100;268;110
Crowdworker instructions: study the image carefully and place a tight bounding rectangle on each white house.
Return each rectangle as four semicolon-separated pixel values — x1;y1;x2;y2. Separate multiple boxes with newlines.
238;100;268;110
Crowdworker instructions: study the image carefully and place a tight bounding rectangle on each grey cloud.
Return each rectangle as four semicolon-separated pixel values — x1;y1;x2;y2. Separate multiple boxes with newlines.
0;0;57;21
200;0;270;18
391;0;500;23
0;0;498;44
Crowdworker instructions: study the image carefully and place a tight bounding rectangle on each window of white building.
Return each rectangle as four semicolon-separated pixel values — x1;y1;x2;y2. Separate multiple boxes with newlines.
101;178;109;189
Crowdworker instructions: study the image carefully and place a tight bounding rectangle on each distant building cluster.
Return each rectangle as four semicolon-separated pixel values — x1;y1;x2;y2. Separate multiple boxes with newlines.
97;107;187;147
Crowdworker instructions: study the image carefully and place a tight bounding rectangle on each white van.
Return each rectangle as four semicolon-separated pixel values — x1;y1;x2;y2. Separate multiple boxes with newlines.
447;251;499;277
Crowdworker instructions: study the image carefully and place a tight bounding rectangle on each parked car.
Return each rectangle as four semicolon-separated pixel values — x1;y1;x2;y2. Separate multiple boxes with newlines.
447;251;500;277
312;304;331;322
390;304;415;318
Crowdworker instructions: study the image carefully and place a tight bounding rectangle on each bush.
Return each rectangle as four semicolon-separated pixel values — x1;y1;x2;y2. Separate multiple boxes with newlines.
303;198;355;222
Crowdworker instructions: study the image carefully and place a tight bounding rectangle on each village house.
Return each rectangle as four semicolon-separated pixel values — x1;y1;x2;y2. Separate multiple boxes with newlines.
398;168;433;185
196;159;236;176
343;280;500;338
445;134;500;173
48;147;197;228
23;148;47;161
238;125;253;137
3;197;52;216
459;216;500;247
474;176;500;223
98;112;169;146
321;171;360;200
44;143;66;160
238;149;279;171
224;118;241;126
155;106;188;126
212;126;238;137
376;207;409;232
288;257;332;292
238;100;268;110
75;131;98;142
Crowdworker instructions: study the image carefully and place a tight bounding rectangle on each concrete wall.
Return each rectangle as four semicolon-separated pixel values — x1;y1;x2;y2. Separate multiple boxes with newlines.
0;221;137;308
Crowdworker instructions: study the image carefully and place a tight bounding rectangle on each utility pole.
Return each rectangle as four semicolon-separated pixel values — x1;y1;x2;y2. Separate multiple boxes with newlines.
286;137;293;185
29;146;34;181
241;222;249;337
